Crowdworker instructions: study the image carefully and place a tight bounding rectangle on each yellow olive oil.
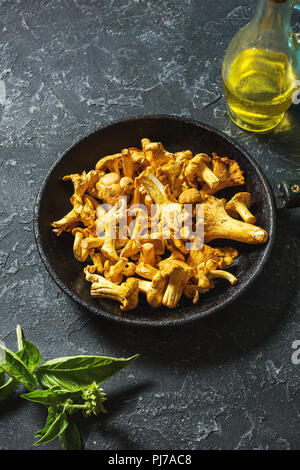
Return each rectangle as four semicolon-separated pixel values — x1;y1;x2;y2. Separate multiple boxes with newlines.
222;48;298;132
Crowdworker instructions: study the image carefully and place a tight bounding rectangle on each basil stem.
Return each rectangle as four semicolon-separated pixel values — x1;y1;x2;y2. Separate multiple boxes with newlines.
16;324;24;351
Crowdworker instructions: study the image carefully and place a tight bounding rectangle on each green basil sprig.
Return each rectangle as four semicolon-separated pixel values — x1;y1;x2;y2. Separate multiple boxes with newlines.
0;325;139;450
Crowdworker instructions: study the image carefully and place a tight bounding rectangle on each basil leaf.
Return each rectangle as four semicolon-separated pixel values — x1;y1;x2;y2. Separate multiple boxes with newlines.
21;387;76;406
0;368;5;386
0;377;19;399
17;339;42;372
34;410;69;446
35;354;139;392
34;407;58;438
59;420;81;450
0;344;37;391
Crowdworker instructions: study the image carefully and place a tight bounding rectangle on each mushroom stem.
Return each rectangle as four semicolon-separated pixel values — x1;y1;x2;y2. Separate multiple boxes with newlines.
208;270;238;285
138;279;150;294
207;219;267;244
235;203;256;224
90;251;104;274
122;149;134;178
199;162;219;189
82;237;105;250
101;220;118;261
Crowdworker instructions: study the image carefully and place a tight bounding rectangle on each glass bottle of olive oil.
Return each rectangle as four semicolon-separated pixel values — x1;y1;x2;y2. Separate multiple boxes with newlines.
222;0;300;133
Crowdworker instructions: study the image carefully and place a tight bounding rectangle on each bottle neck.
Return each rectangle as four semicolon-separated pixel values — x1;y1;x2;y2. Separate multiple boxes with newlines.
254;0;294;31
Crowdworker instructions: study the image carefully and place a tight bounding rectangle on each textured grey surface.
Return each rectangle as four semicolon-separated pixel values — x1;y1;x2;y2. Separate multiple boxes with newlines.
0;0;299;450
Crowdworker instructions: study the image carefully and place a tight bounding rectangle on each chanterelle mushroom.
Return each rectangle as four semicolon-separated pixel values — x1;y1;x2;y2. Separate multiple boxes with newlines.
96;172;123;205
95;153;122;174
138;272;168;308
89;250;105;274
185;154;219;190
186;244;238;294
72;227;90;262
156;159;186;198
51;206;81;235
158;259;193;309
196;259;238;293
104;257;135;284
85;267;139;311
62;170;100;200
187;244;238;270
128;147;150;173
226;192;256;224
52;171;99;235
52;196;95;235
202;195;268;244
141;139;173;169
201;154;245;195
186;245;239;268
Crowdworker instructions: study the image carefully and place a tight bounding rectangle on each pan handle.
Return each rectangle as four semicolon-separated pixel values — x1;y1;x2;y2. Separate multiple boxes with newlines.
277;181;300;209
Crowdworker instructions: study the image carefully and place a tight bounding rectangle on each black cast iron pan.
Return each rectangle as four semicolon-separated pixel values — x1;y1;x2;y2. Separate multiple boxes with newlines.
34;115;300;326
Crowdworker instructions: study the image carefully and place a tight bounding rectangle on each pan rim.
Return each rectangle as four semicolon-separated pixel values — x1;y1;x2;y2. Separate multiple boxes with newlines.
33;114;276;327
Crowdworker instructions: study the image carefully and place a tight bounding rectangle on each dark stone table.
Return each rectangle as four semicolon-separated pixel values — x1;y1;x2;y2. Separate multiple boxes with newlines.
0;0;299;450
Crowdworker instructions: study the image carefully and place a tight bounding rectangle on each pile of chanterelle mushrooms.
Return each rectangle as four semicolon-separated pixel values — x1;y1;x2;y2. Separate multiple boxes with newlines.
51;138;268;312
